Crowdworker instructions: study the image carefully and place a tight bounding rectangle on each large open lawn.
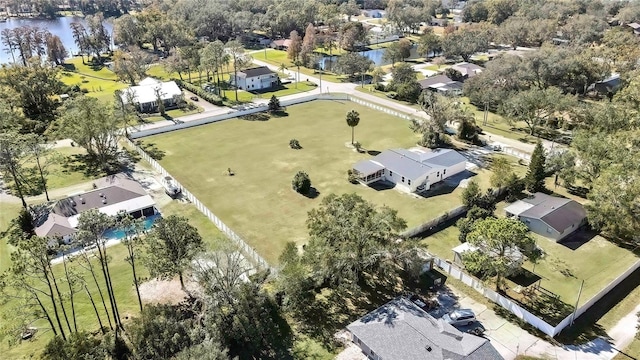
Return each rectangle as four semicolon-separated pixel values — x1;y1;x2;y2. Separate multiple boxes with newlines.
146;100;498;264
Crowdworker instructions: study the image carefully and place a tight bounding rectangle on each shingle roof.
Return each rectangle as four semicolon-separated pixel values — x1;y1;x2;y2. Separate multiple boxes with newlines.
353;148;467;181
452;62;484;77
239;66;276;78
519;193;587;232
52;174;149;218
34;213;75;238
419;75;454;89
347;297;503;360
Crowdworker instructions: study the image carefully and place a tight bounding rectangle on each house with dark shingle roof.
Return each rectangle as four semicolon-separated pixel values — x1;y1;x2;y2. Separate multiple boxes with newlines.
504;192;587;241
35;174;156;242
352;147;467;193
418;74;464;95
229;66;279;91
347;297;504;360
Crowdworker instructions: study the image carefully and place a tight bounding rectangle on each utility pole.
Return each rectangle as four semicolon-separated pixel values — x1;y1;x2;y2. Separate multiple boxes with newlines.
570;279;585;326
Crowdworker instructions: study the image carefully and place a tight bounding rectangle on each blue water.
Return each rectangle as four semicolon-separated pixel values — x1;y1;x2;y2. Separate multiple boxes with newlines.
103;214;161;240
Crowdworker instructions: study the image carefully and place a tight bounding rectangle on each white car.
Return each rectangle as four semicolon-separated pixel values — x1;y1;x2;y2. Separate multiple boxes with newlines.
443;309;477;326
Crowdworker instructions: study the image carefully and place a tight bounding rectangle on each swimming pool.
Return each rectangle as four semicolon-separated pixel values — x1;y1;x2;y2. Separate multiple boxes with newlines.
102;214;161;240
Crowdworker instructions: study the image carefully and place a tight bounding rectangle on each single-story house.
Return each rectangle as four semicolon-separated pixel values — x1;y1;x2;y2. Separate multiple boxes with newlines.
270;38;292;50
451;62;484;79
418;75;464;95
504;192;587;241
347;297;504;360
589;73;622;95
35;174;156;244
362;9;386;18
121;77;184;113
352;147;467;193
229;66;279;91
627;22;640;35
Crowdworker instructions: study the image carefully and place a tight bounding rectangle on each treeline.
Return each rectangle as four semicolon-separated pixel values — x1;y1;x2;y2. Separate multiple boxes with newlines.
5;0;137;18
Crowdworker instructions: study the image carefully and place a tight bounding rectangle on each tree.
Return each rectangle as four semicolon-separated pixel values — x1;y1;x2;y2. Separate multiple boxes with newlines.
417;28;441;58
118;212;145;312
75;210;122;331
304;193;407;287
464;217;537;291
490;157;514;189
500;87;571;136
0;129;30;209
442;25;489;62
57;96;120;170
335;52;372;79
144;215;204;289
546;151;576;188
371;67;387;85
199;40;228;95
113;14;143;48
301;23;316;66
45;34;68;66
461;179;481;208
292;171;312;195
287;30;303;62
268;95;281;113
112;47;152;85
42;332;106;360
346;110;360;145
525;142;546;193
25;134;58;202
339;22;368;51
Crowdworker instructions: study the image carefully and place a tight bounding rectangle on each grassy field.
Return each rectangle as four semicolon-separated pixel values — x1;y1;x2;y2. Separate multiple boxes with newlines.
146;100;499;264
260;49;347;83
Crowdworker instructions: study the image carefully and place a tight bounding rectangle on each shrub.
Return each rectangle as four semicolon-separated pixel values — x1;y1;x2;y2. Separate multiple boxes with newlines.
289;139;301;149
292;171;311;194
175;80;224;106
347;169;361;184
374;83;386;91
268;95;281;113
353;141;363;153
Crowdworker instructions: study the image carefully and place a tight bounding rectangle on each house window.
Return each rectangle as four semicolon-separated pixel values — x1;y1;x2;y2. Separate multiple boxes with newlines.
437;172;440;177
389;171;393;177
408;180;411;185
402;176;405;183
547;227;552;233
443;169;447;175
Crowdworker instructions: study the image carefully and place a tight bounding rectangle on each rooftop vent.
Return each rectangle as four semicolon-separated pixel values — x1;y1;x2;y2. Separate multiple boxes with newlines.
426;346;432;352
79;197;85;204
102;199;107;204
99;193;105;198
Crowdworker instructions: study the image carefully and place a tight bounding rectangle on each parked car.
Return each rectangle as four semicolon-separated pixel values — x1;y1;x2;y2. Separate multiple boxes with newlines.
443;309;476;326
190;96;199;101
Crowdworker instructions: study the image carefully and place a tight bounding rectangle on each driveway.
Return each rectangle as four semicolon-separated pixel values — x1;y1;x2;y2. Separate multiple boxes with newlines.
182;89;223;112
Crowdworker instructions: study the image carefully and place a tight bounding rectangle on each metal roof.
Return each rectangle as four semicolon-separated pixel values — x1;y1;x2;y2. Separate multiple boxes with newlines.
352;159;385;175
238;66;276;78
347;297;503;360
353;148;466;181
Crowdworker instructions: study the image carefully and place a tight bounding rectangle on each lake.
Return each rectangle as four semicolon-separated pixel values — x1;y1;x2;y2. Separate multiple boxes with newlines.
0;16;113;64
319;45;442;70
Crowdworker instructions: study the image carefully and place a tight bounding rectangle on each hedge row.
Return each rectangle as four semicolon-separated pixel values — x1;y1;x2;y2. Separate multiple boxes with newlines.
175;79;224;106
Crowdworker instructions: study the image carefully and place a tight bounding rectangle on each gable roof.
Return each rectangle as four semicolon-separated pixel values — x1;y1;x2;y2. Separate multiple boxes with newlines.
354;148;467;180
347;297;503;360
271;39;292;47
238;66;276;78
121;78;182;105
419;74;454;89
34;213;75;238
627;22;640;29
53;174;149;218
515;193;587;232
451;62;484;77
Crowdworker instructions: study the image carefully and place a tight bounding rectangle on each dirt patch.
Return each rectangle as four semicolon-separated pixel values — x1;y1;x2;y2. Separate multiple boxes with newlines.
139;278;188;305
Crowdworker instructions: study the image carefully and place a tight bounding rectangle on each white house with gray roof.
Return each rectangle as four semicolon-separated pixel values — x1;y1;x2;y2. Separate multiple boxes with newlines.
504;192;587;241
352;147;467;193
347;297;504;360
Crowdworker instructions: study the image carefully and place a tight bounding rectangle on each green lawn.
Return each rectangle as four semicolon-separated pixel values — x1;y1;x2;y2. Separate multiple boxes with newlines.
60;57;128;103
146;100;495;264
142;107;204;123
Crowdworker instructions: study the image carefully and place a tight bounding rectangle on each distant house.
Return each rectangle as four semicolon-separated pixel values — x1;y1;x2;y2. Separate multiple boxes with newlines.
451;62;484;79
229;66;279;91
418;74;464;95
627;22;640;35
504;192;587;241
121;77;184;113
352;147;467;193
362;9;386;18
35;174;156;243
589;73;622;96
347;297;504;360
270;39;292;50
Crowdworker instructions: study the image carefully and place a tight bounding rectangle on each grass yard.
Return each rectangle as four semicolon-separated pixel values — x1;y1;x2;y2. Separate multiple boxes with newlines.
142;107;204;123
146;100;496;264
260;49;347;83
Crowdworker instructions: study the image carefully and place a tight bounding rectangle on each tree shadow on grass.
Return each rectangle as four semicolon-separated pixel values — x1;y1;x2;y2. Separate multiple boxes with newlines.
303;187;320;199
367;150;381;156
61;150;139;178
138;141;166;161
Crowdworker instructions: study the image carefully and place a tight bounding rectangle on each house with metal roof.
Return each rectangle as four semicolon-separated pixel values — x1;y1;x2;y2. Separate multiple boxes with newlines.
504;192;587;241
35;174;156;241
418;74;464;95
229;66;279;91
347;297;504;360
352;147;467;193
451;62;484;79
121;77;184;113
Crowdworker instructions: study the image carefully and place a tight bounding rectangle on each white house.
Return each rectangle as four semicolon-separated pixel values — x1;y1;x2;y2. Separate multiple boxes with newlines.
504;192;587;241
121;77;184;113
229;66;279;91
35;174;157;245
352;147;467;193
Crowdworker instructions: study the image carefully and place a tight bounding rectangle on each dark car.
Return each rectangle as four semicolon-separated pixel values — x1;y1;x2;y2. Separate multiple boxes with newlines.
190;96;199;101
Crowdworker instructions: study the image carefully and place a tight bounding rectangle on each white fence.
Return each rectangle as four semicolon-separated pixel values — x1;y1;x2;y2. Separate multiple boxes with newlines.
126;138;273;272
433;256;640;337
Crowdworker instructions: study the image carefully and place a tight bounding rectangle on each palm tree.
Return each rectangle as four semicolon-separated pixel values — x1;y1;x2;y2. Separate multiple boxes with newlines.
278;63;288;76
346;110;360;145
